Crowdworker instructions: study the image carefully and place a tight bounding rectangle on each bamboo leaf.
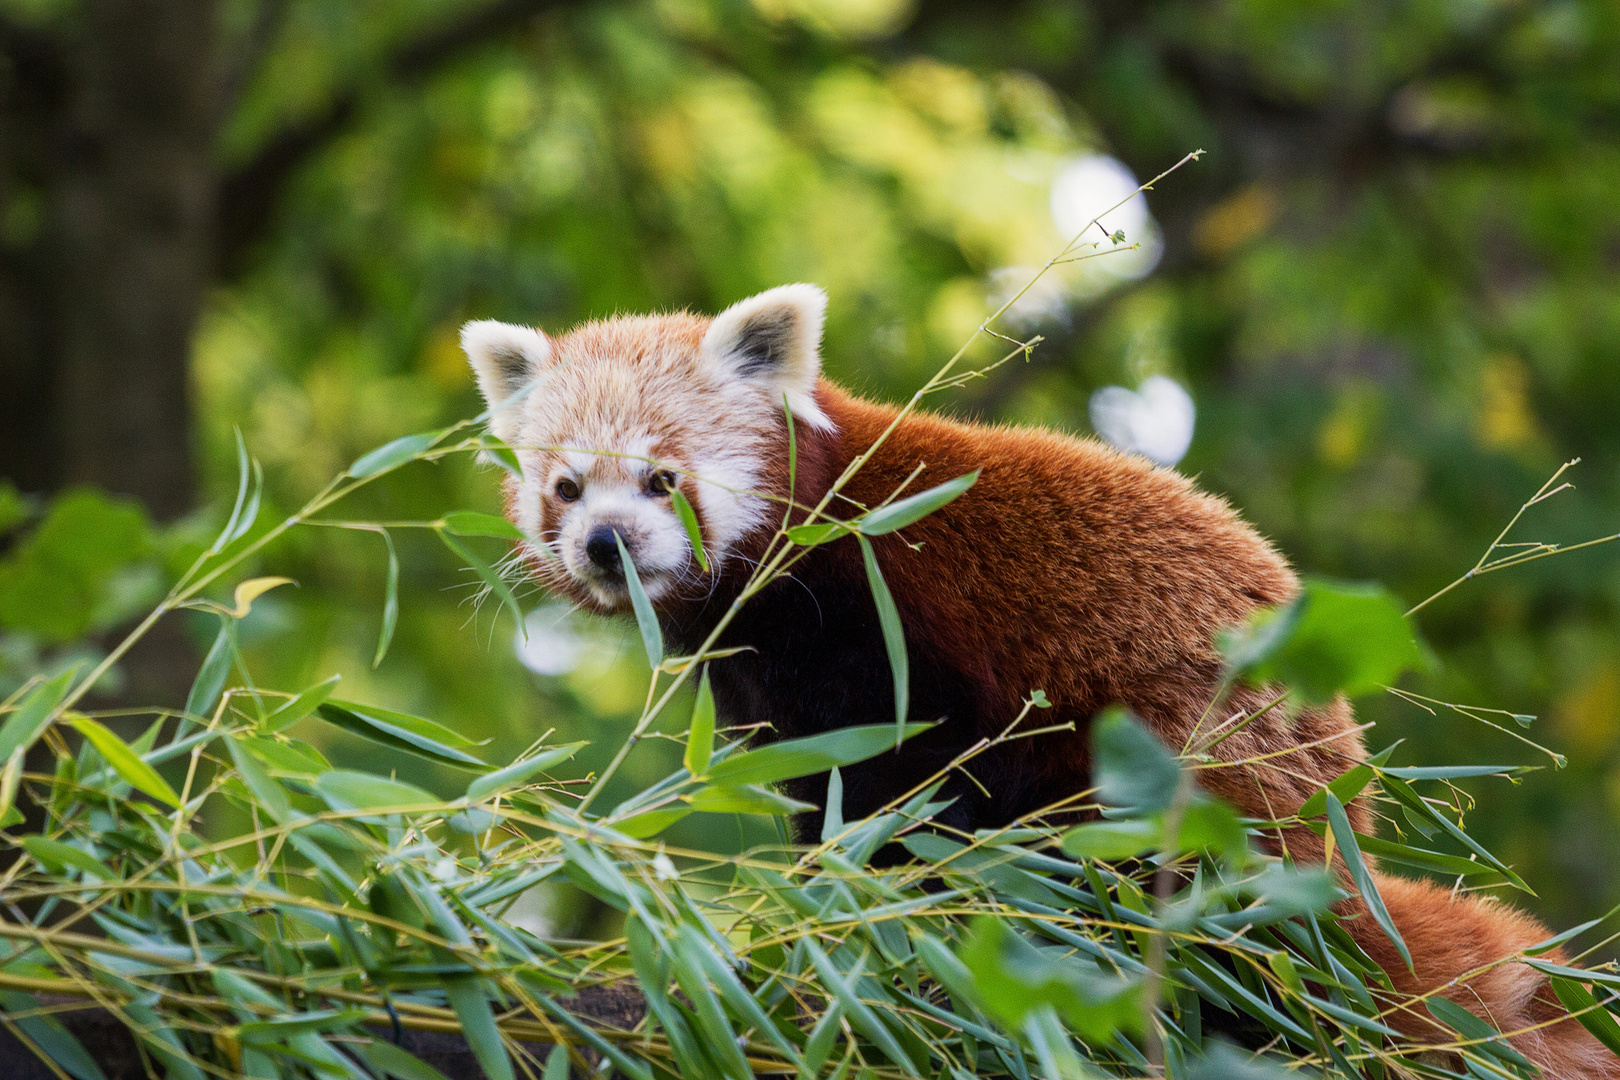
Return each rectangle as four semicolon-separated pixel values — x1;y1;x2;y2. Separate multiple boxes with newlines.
0;991;107;1080
1550;977;1620;1057
669;488;709;572
67;716;181;807
476;435;523;476
858;470;979;536
315;700;485;768
0;667;74;764
21;836;109;878
684;666;715;777
186;621;234;720
857;534;908;738
359;1040;454;1080
315;770;439;813
686;783;817;815
264;674;341;732
211;429;252;552
228;576;294;619
350;429;445;478
707;722;933;788
1425;996;1535;1072
821;766;844;842
0;746;21;825
227;735;292;823
1526;917;1602;957
1325;791;1410;970
438;530;525;636
465;741;586;802
445;977;516;1080
442;510;525;540
616;535;663;670
375;529;399;667
786;521;848;546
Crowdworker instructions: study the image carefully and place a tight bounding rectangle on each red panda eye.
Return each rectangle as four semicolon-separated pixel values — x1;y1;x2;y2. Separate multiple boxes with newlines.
555;478;581;502
647;471;677;496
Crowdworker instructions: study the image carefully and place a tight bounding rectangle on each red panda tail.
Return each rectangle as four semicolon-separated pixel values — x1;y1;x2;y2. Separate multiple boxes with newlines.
1336;872;1618;1078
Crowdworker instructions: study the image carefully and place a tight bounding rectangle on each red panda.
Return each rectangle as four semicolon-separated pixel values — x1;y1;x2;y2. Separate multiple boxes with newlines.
463;284;1616;1077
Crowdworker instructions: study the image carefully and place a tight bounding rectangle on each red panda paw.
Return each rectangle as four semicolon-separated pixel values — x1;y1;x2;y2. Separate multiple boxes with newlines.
1343;873;1619;1078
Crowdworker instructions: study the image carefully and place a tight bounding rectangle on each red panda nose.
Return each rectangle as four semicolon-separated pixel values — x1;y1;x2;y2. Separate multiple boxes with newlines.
585;525;625;574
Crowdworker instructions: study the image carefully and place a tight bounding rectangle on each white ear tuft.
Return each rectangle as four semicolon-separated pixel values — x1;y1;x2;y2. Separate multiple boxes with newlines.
701;284;833;432
462;320;551;443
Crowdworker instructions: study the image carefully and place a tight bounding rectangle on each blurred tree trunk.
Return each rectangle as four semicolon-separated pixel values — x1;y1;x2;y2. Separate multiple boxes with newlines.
0;0;562;523
0;0;217;522
52;0;218;521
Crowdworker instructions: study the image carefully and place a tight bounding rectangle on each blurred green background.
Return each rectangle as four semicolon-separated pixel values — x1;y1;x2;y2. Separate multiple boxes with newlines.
1;0;1618;942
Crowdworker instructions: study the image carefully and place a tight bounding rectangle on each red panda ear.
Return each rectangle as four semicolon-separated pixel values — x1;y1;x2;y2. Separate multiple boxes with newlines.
701;284;834;432
461;320;552;443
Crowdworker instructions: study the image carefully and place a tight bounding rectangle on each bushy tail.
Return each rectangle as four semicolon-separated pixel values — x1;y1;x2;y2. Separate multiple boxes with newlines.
1340;872;1618;1078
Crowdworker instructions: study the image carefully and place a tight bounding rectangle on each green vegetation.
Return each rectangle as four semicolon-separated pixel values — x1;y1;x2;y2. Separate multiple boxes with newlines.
0;413;1609;1079
0;239;1617;1077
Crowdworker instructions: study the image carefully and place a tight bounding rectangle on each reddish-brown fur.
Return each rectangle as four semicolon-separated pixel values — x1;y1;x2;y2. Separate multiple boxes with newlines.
473;300;1614;1076
714;382;1614;1078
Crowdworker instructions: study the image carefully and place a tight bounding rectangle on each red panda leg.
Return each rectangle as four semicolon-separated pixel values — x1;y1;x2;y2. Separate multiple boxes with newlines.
1338;873;1618;1078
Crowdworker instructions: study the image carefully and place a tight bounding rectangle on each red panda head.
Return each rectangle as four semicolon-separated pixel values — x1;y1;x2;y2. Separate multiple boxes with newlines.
461;284;833;613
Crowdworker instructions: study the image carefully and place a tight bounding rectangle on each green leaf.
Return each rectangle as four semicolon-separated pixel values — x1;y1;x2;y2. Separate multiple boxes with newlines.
20;836;109;878
358;1040;454;1080
1550;977;1620;1057
443;976;515;1080
442;510;526;540
375;529;399;667
315;700;486;768
1061;819;1159;861
438;530;525;637
614;807;693;838
956;916;1141;1042
1297;745;1396;818
1347;831;1506;879
1425;996;1536;1072
315;770;439;813
1221;578;1429;703
616;535;663;670
1325;791;1410;970
477;435;523;476
1177;796;1248;857
0;991;108;1080
125;1001;205;1080
67;716;181;807
465;741;586;802
857;534;908;736
0;746;22;826
0;668;74;763
668;488;709;572
1376;771;1528;890
227;735;293;823
1525;917;1602;957
238;1010;368;1042
786;521;848;546
186;621;233;720
686;783;817;815
1092;707;1181;812
804;941;920;1077
212;430;252;553
820;766;844;842
263;674;341;732
542;1046;569;1080
683;666;715;776
858;470;979;535
350;429;444;478
706;722;933;787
